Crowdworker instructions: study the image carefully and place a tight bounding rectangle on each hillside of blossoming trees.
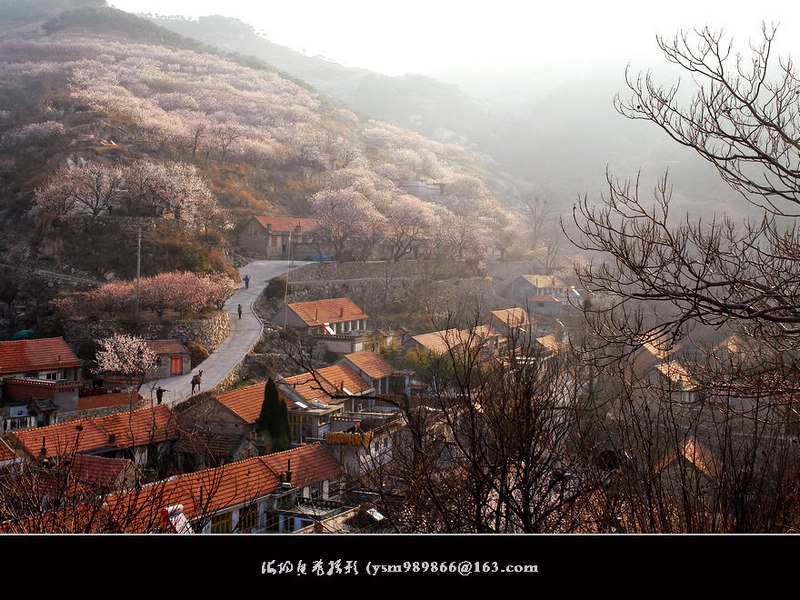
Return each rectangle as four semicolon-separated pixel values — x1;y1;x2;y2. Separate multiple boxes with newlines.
0;1;541;338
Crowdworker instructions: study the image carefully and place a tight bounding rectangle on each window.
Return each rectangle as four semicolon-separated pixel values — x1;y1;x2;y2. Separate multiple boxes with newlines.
264;512;280;532
211;512;232;533
276;494;294;510
238;506;258;532
309;482;321;499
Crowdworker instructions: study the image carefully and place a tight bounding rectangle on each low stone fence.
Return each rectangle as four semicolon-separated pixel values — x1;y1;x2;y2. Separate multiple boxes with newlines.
56;394;150;424
287;259;477;284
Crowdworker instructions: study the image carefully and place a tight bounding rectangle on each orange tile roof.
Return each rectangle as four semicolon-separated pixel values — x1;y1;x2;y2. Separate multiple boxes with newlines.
144;340;188;355
217;382;268;424
536;334;567;355
527;295;562;303
10;404;179;458
488;308;532;329
0;337;81;376
260;443;342;488
630;341;681;379
655;361;696;391
61;454;133;487
411;329;471;354
656;437;719;479
288;298;368;326
317;364;371;396
0;439;17;463
217;381;297;423
281;372;338;407
472;325;503;342
254;216;319;233
343;351;395;380
521;275;568;289
101;443;341;532
32;454;134;498
280;364;370;409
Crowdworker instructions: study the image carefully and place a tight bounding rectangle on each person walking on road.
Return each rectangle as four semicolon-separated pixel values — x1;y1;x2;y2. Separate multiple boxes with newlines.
156;386;165;404
237;304;243;319
243;275;250;289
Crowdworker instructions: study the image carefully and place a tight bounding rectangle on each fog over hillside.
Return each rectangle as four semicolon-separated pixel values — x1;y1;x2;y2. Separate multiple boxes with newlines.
147;12;751;221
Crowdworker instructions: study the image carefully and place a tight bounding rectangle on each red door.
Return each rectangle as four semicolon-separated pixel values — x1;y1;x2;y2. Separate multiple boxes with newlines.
171;357;182;376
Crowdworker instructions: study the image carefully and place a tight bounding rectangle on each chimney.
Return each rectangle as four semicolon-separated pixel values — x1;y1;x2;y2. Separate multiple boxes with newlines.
340;306;344;318
284;459;292;486
108;433;116;445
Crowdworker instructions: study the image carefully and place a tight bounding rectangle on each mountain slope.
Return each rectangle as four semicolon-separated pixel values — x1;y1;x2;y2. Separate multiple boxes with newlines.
148;14;744;217
0;2;521;338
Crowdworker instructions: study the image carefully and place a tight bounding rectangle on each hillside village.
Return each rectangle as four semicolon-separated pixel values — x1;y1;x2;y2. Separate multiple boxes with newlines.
1;1;800;537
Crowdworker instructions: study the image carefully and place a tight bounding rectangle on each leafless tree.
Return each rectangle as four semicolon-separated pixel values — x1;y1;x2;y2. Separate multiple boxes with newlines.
571;25;800;350
357;306;598;533
566;24;800;532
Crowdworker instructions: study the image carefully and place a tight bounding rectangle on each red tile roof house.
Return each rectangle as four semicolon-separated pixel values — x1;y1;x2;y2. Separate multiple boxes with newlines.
337;350;412;409
507;275;571;303
238;216;321;260
0;437;22;477
143;339;191;380
0;337;83;430
148;443;347;534
281;364;377;443
406;326;507;361
177;382;278;457
324;412;406;479
179;372;361;451
271;297;371;355
483;308;535;339
7;404;180;470
16;453;140;508
191;366;373;447
7;443;347;534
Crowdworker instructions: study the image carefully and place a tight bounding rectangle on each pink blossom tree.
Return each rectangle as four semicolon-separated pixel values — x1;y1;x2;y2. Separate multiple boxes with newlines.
88;280;136;317
375;193;437;261
33;162;124;217
309;187;387;261
201;271;239;309
0;120;64;152
123;159;215;224
94;333;157;396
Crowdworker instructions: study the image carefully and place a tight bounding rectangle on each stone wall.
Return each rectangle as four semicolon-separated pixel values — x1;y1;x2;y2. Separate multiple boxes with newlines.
287;259;477;284
56;396;150;424
62;310;231;352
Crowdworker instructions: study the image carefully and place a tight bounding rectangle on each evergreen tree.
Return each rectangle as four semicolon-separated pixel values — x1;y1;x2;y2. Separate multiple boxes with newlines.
256;377;290;452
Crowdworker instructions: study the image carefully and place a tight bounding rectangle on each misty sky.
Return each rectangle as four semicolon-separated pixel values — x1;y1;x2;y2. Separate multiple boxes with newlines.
107;1;799;76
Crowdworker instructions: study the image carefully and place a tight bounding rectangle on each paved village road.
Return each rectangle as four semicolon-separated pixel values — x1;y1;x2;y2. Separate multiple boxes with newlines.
139;259;309;407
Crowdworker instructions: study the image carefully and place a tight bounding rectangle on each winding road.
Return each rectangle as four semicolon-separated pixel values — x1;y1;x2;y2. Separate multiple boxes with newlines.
139;259;308;407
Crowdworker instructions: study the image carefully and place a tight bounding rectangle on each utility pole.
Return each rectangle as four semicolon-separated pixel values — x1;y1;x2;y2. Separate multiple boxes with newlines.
135;226;141;318
282;230;293;329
